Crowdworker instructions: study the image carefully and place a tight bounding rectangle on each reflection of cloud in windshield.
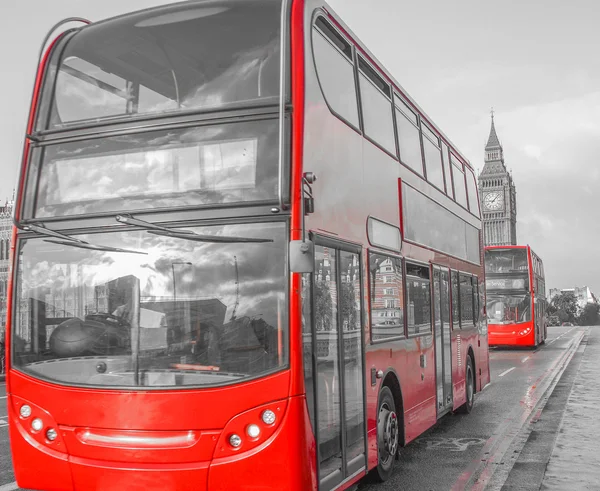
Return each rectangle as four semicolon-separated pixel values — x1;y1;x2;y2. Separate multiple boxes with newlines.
20;222;285;328
182;40;279;108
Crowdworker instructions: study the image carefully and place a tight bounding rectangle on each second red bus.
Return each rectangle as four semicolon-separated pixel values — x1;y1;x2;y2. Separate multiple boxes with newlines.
485;245;547;347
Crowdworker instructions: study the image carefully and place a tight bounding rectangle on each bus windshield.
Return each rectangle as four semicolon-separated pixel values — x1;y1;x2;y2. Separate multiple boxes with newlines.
11;221;287;388
30;120;279;217
486;293;531;324
37;0;281;130
484;248;528;274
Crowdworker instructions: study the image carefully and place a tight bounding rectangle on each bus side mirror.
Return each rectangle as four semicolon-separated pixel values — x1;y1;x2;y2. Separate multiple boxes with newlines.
290;240;314;273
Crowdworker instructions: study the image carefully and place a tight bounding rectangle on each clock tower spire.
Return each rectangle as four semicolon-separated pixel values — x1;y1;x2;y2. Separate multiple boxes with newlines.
478;111;517;246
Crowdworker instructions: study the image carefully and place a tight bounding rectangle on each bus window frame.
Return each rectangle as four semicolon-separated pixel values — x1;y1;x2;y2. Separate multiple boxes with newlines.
368;249;406;344
420;121;446;195
22;110;288;223
457;272;477;329
393;92;426;178
311;13;362;136
404;259;433;338
356;54;398;160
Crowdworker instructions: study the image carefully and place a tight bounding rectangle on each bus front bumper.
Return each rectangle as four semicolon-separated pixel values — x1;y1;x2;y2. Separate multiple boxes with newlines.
9;394;316;491
488;322;535;347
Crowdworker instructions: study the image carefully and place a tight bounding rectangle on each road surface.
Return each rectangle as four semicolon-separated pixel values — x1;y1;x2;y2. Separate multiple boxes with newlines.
0;326;587;491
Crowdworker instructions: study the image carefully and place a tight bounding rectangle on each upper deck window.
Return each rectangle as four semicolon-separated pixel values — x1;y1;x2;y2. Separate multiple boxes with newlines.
465;168;481;217
441;142;452;197
32;119;279;218
312;17;360;128
451;155;468;208
37;0;282;130
421;122;444;191
394;94;423;175
358;57;396;155
485;248;528;275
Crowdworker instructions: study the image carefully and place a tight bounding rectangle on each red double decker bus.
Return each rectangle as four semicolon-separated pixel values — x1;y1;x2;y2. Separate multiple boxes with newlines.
485;245;547;347
6;1;489;490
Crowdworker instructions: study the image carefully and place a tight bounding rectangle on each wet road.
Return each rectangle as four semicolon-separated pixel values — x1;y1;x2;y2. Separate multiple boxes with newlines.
0;379;14;489
359;325;584;491
0;326;586;491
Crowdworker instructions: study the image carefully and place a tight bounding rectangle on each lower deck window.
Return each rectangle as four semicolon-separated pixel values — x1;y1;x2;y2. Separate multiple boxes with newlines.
369;252;404;340
406;263;431;335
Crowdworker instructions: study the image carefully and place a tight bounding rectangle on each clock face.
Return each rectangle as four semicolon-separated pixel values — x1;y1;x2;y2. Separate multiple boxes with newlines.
483;191;504;211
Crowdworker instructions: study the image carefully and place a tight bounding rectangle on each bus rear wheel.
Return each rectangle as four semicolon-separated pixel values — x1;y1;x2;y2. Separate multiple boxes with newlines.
373;386;399;482
457;356;475;414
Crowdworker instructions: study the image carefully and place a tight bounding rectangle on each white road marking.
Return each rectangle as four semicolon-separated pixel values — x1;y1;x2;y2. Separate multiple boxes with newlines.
0;419;7;425
521;356;530;363
421;437;486;452
0;482;19;491
499;367;516;377
547;326;577;345
0;396;7;400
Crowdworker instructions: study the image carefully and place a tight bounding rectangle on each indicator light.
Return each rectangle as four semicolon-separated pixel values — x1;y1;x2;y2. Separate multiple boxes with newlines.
247;424;260;438
229;434;242;448
31;418;43;432
46;428;58;441
20;405;32;418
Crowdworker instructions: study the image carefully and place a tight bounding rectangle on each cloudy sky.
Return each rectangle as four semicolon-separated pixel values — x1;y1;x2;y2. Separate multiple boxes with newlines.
1;0;599;294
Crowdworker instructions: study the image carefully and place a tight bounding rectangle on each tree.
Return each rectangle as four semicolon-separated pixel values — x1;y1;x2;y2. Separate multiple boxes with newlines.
340;282;358;331
314;281;334;331
578;303;600;326
550;291;579;324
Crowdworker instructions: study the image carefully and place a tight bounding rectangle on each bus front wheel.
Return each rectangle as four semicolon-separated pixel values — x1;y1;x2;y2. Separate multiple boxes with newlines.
373;386;399;482
457;356;475;414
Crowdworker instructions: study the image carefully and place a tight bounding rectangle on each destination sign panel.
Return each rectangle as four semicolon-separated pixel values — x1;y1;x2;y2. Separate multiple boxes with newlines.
486;278;526;290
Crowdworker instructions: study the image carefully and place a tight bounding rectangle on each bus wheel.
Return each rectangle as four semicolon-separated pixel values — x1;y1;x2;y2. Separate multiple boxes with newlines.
457;357;475;414
374;386;398;482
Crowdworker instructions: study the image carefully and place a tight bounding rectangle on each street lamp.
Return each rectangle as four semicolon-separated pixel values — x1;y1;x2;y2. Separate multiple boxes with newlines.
172;262;192;360
172;261;192;304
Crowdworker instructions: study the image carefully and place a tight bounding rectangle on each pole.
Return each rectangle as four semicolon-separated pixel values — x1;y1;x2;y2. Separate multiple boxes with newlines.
132;277;141;386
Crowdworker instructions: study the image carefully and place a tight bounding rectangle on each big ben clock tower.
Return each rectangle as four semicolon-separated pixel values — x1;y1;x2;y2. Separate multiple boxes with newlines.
478;111;517;246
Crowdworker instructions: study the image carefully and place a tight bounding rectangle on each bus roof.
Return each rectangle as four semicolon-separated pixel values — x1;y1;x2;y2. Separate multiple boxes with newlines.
52;0;475;172
322;2;475;171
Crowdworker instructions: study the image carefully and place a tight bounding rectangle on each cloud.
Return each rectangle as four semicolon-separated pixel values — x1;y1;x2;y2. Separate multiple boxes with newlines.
523;145;542;161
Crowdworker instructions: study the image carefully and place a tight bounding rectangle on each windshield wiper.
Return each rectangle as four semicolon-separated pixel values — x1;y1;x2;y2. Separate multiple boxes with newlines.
147;230;273;243
116;214;273;243
44;239;147;255
116;214;194;235
21;222;146;254
21;223;87;243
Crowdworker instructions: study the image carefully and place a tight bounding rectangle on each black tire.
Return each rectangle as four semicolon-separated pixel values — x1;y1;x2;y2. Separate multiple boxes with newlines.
456;356;475;414
372;386;399;482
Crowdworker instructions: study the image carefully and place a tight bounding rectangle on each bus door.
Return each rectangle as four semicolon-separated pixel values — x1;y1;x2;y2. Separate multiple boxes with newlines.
433;266;453;416
305;238;366;491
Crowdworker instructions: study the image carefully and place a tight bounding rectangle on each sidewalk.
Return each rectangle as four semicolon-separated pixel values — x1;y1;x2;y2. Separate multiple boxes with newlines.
541;327;600;490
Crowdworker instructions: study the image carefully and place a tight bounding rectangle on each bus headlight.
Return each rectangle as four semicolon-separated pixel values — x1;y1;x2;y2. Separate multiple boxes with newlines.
46;428;58;441
229;434;242;448
214;399;288;459
261;409;276;425
20;405;32;418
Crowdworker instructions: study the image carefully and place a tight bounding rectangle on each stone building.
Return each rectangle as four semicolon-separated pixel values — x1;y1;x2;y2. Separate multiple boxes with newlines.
478;113;517;246
1;199;13;338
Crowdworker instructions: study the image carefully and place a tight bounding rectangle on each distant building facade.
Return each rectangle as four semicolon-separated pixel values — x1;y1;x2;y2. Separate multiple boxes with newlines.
478;113;517;246
1;199;13;338
548;287;598;310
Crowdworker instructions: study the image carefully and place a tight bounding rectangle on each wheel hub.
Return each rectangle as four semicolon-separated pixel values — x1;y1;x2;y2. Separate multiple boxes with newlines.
378;404;398;464
467;366;474;403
